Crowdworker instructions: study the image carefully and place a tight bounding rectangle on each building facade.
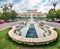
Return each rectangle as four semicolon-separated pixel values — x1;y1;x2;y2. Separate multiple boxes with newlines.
19;9;47;17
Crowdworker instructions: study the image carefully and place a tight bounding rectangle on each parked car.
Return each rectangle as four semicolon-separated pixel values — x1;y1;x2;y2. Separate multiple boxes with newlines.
6;19;13;23
46;19;52;22
0;20;5;24
53;20;60;23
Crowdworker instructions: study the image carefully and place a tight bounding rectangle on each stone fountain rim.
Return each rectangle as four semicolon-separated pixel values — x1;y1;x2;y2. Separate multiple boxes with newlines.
8;24;57;43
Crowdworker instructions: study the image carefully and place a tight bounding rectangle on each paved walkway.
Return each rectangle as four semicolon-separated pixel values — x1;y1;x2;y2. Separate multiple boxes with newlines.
0;21;21;31
0;21;60;31
40;21;60;29
18;48;43;49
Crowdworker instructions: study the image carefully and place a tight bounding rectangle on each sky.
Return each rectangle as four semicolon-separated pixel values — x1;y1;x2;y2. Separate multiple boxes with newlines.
0;0;60;13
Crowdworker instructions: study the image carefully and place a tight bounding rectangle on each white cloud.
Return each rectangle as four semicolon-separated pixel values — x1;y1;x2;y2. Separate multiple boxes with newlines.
56;4;60;10
12;3;20;13
0;0;60;13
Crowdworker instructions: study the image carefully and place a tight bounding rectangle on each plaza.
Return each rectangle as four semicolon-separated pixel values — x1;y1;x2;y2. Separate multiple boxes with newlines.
0;0;60;49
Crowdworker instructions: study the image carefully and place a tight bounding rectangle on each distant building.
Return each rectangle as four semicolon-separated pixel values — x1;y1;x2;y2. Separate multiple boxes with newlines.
18;9;47;17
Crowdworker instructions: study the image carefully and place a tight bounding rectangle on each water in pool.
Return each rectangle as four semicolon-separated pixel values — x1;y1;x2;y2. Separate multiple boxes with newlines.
26;24;38;38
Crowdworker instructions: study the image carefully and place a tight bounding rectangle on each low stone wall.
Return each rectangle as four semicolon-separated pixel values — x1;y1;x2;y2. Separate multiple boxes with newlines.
8;24;57;45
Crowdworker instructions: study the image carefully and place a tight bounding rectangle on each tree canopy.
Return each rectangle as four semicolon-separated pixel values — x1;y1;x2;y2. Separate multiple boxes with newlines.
46;9;60;21
0;4;18;21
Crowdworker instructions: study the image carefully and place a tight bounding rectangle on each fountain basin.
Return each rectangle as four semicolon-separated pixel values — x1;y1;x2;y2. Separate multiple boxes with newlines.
8;22;57;45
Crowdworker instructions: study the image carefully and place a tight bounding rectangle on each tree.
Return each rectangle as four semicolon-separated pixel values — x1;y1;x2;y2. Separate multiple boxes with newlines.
49;9;54;13
56;10;60;19
47;10;56;21
1;4;9;13
9;3;14;11
0;4;17;21
0;13;2;19
10;10;17;20
2;10;17;21
46;9;60;21
52;1;57;11
2;12;9;21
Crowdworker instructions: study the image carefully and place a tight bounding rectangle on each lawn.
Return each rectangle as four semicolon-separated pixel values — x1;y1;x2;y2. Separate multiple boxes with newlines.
0;28;60;49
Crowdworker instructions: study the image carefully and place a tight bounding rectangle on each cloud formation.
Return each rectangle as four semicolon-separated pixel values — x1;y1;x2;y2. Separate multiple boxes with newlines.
0;0;60;13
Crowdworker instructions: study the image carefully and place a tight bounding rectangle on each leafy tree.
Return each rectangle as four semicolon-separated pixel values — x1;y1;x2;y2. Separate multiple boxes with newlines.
0;13;3;19
52;1;57;11
2;12;9;21
0;4;17;21
56;10;60;19
46;10;56;21
49;9;54;13
10;10;17;20
2;10;17;21
1;4;9;13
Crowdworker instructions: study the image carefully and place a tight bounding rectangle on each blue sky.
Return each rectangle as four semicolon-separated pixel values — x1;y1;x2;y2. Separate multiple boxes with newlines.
0;0;60;13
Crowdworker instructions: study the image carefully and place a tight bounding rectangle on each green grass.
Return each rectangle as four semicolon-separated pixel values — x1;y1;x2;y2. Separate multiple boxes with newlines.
0;28;60;49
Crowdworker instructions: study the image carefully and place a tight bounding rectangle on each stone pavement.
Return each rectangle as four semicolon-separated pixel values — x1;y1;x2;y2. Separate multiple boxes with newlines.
40;21;60;29
0;21;60;31
0;21;20;31
17;48;43;49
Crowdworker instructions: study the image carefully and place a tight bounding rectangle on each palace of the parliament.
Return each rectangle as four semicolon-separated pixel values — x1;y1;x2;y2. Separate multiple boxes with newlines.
19;9;47;17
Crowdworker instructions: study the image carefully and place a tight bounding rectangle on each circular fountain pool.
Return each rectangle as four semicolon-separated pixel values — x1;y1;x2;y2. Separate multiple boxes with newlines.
8;18;57;45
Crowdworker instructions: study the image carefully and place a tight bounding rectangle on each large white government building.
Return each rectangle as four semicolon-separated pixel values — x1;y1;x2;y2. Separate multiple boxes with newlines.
19;9;47;17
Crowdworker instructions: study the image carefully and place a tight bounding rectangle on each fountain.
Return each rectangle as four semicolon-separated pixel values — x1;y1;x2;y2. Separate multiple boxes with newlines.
8;14;57;45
